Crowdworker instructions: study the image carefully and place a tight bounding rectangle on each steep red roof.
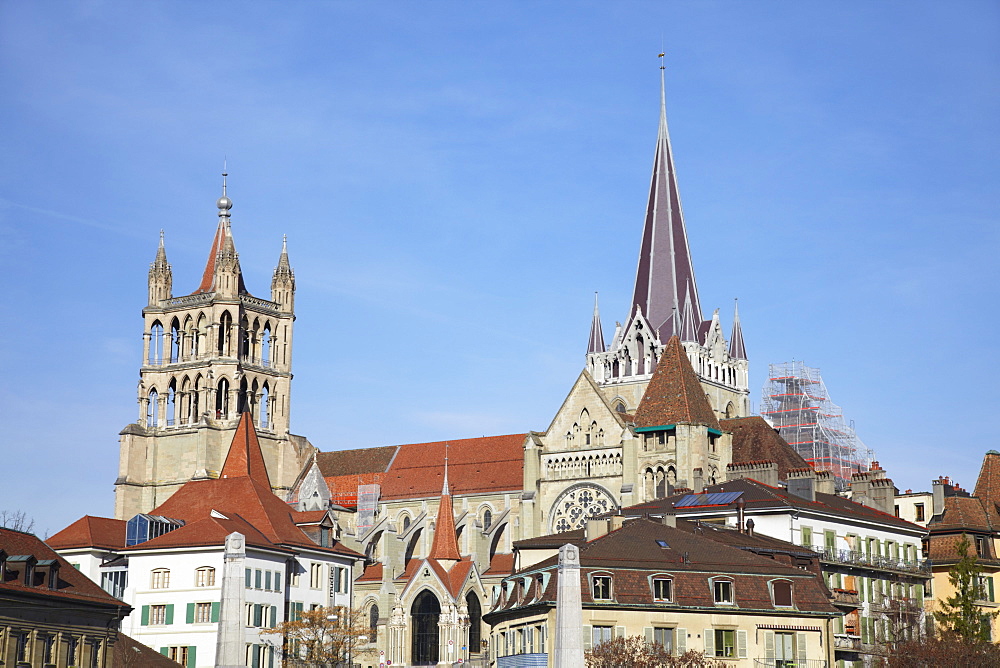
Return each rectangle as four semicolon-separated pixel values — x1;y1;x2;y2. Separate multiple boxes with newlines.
47;516;126;551
427;558;474;597
634;335;720;430
723;416;810;480
974;451;1000;512
195;221;227;294
428;492;461;562
1;528;129;608
220;411;272;487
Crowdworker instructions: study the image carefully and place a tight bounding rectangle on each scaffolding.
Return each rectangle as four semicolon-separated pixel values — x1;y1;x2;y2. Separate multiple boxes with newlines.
761;361;874;489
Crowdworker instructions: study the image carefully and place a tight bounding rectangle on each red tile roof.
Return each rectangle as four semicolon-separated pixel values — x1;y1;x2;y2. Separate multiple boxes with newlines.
723;416;810;480
220;411;272;487
428;493;461;561
47;516;127;551
428;558;474;598
634;336;720;430
1;528;130;609
974;451;1000;517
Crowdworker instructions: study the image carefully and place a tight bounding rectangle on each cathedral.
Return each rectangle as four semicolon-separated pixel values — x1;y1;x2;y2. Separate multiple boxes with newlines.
115;69;765;666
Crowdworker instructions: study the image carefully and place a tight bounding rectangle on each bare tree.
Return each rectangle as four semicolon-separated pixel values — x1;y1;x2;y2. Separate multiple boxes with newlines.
586;635;726;668
262;605;375;667
0;509;36;533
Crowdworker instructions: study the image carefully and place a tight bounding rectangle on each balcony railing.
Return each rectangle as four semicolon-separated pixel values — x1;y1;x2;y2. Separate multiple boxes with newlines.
809;546;931;575
830;589;861;608
833;634;861;651
754;660;827;668
145;352;276;368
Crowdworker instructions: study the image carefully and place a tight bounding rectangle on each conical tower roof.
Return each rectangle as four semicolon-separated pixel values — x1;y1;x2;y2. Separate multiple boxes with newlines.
634;335;720;430
729;300;747;360
219;411;272;488
428;451;461;562
630;63;702;338
587;293;606;354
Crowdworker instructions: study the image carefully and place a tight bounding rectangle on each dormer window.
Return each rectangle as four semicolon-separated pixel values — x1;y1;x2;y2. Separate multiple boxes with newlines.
713;579;734;605
591;574;613;601
771;580;793;607
652;577;673;602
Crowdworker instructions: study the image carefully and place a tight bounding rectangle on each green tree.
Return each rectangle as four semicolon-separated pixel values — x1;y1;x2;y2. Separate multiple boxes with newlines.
935;535;999;642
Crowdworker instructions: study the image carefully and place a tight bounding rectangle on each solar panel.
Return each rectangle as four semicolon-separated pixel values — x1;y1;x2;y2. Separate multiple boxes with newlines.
674;491;743;508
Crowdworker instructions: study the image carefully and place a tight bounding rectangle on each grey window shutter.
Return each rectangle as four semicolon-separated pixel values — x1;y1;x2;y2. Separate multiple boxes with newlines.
676;628;686;654
704;629;714;655
644;627;653;644
764;631;775;660
582;625;592;651
736;630;748;659
615;626;625;640
796;632;807;662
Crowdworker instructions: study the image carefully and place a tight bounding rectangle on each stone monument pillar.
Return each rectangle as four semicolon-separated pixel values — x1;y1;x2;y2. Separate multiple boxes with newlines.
554;543;584;668
216;532;247;668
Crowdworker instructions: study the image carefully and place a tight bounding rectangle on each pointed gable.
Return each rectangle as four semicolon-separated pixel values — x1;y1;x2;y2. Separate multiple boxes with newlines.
634;335;720;430
220;411;272;488
195;220;227;294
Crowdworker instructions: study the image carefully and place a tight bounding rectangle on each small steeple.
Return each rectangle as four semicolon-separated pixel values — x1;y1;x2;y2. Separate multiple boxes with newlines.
197;167;247;297
679;283;698;343
219;410;272;488
428;444;461;565
148;229;172;305
587;293;606;354
630;54;702;338
271;234;296;312
729;299;747;360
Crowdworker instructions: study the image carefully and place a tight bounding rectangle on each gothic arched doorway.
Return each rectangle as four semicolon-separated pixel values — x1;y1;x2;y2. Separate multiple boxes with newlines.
466;590;482;654
411;589;440;665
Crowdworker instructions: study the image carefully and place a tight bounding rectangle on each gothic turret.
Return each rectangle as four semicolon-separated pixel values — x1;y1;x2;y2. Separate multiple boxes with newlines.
147;230;172;305
271;235;295;313
729;300;747;361
428;452;461;569
587;293;605;354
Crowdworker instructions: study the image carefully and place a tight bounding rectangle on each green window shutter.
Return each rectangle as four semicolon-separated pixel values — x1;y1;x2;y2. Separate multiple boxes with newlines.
186;603;195;624
764;631;775;660
251;644;260;668
165;604;174;625
825;530;836;552
268;645;274;668
736;630;748;659
211;601;220;623
704;628;715;655
644;627;653;644
245;568;252;588
917;584;924;606
274;571;281;593
160;647;169;656
271;606;278;628
187;646;196;668
141;605;150;626
265;571;272;590
253;604;262;627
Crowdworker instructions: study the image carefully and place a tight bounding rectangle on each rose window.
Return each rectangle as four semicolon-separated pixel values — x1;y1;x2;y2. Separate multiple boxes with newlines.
550;485;617;533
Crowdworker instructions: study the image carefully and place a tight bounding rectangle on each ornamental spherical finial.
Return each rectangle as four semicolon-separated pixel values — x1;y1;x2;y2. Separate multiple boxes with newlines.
217;195;233;213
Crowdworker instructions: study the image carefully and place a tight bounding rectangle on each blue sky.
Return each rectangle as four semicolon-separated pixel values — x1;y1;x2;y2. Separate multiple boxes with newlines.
1;1;997;536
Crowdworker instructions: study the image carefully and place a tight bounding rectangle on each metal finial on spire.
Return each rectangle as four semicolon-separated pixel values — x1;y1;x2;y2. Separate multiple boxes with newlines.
217;161;233;215
442;443;451;495
159;229;165;246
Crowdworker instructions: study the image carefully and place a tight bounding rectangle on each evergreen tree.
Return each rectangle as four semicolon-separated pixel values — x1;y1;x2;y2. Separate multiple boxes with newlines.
936;535;998;642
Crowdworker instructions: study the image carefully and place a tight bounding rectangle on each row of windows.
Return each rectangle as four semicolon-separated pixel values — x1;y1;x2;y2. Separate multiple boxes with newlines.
140;602;220;626
149;566;215;589
8;633;101;668
245;568;282;592
246;603;278;628
160;645;196;668
799;528;920;564
586;573;793;608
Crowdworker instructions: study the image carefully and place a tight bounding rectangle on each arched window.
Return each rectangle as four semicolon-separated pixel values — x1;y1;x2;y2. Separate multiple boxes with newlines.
261;325;272;367
368;603;379;642
216;378;229;418
170;320;181;363
239;315;250;360
655;467;666;498
148;322;164;364
636;334;645;375
150;569;170;589
218;311;232;356
466;590;482;651
482;508;492;531
192;376;202;423
401;515;411;532
195;567;215;587
147;389;159;428
166;380;177;426
411;590;441;664
259;384;270;429
237;377;249;414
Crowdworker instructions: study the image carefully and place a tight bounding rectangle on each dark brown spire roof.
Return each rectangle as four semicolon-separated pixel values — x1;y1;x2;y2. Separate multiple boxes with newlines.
587;294;606;354
634;335;720;430
630;69;701;337
728;300;747;360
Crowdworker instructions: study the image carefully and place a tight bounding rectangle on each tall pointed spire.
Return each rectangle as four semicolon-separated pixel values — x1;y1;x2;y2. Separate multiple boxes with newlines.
220;410;272;488
196;167;246;295
587;293;606;354
630;55;702;339
428;444;461;563
148;230;173;305
272;234;296;312
728;299;747;360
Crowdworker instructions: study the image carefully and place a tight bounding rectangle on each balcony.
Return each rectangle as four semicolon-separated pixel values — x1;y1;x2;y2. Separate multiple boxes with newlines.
830;588;861;609
813;546;931;575
833;634;861;651
754;660;827;668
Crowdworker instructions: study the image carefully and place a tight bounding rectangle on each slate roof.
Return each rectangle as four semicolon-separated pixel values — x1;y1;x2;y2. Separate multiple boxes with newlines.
633;335;720;430
48;516;127;551
319;434;527;501
723;416;810;480
1;527;130;609
622;478;924;534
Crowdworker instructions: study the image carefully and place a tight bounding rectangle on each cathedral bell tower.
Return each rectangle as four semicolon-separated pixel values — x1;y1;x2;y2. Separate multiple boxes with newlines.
586;60;750;419
115;172;312;519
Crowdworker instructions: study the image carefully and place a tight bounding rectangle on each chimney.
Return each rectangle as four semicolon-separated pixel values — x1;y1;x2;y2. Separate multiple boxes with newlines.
585;519;610;542
609;515;626;532
850;471;871;507
868;478;897;515
736;497;746;534
726;461;779;488
814;470;836;496
932;478;946;517
692;468;704;494
745;518;755;537
786;469;816;502
661;513;677;528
